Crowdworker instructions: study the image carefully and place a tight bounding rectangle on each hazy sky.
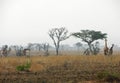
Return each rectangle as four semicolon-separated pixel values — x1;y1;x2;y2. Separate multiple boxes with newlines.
0;0;120;46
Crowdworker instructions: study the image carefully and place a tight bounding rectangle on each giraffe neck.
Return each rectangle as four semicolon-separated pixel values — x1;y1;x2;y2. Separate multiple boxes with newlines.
105;39;108;48
110;45;114;49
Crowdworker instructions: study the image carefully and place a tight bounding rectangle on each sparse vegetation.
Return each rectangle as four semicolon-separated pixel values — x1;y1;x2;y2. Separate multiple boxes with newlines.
97;71;120;82
16;60;31;72
0;54;120;82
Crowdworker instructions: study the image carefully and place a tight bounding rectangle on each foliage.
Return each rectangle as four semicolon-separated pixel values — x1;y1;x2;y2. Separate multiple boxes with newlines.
16;60;31;71
97;71;120;82
72;30;107;42
72;30;107;55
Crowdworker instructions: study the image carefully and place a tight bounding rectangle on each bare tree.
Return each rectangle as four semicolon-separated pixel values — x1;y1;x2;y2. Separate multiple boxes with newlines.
16;46;24;56
35;43;42;51
48;27;70;55
41;43;50;56
27;43;34;50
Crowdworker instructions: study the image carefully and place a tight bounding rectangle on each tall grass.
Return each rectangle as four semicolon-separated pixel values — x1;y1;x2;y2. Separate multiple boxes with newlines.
0;54;120;72
0;54;120;82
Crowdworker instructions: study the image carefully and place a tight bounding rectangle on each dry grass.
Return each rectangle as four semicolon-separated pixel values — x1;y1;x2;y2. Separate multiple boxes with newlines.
0;54;120;83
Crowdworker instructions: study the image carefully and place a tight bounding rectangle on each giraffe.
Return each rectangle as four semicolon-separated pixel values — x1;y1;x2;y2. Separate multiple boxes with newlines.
104;38;109;55
109;44;114;55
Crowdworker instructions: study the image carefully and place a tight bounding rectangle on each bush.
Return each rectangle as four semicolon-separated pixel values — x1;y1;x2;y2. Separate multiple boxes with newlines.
16;61;31;71
97;71;120;82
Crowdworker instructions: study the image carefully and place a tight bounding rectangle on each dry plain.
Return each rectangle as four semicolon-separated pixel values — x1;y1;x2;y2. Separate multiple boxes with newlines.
0;53;120;83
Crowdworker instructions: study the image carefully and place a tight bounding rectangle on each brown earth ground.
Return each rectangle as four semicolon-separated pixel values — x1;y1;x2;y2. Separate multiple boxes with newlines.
0;54;120;83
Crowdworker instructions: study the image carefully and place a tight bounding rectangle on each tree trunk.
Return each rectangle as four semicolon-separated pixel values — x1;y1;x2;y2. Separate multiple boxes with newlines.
56;42;60;55
56;47;59;55
88;43;93;55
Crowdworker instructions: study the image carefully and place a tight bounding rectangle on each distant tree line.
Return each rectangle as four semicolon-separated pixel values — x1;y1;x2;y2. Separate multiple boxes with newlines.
0;27;107;56
48;27;107;55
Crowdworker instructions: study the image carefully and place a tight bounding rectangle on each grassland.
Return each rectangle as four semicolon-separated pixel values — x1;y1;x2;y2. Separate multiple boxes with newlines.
0;54;120;83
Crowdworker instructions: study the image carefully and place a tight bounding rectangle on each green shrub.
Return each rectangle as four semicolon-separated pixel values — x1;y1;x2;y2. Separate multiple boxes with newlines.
16;61;31;71
16;65;25;71
97;71;109;79
97;71;120;82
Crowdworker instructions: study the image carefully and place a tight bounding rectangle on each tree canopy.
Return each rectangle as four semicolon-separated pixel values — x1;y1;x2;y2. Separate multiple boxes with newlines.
48;27;70;55
72;30;107;44
72;29;107;55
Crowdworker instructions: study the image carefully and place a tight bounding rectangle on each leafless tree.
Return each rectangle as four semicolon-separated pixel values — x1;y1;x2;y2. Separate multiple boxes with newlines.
48;27;70;55
16;46;24;56
27;43;34;50
35;43;42;51
41;43;50;56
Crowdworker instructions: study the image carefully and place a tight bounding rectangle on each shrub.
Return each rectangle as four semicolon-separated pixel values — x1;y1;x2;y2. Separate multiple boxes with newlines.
97;71;120;82
16;61;31;72
97;71;109;79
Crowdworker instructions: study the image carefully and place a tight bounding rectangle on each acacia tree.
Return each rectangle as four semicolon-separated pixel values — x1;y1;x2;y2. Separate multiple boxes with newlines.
72;30;107;55
48;27;70;55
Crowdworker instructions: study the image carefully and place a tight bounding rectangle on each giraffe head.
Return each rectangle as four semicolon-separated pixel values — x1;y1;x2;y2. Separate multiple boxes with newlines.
112;44;114;47
104;38;108;49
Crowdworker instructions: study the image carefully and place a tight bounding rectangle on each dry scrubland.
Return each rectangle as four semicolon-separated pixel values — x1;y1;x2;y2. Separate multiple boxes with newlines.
0;54;120;83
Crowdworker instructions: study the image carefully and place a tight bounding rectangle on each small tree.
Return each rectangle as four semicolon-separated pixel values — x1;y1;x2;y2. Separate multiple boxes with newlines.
91;41;100;55
41;43;50;56
72;30;107;55
35;43;42;51
27;43;34;50
16;46;24;56
48;27;70;55
74;42;82;51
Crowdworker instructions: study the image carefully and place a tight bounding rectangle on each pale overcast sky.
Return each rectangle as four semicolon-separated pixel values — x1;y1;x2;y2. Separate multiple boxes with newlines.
0;0;120;46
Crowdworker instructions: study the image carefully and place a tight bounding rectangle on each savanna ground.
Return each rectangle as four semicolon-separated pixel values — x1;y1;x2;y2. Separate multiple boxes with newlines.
0;51;120;83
